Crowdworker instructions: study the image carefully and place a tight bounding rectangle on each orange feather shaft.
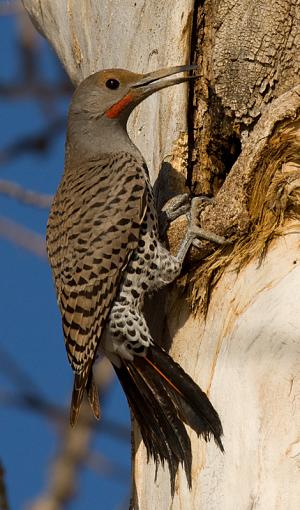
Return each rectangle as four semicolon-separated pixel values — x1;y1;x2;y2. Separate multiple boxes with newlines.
143;356;185;398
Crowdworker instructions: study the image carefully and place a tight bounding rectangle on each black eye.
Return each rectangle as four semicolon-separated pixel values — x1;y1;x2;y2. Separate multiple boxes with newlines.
105;78;120;90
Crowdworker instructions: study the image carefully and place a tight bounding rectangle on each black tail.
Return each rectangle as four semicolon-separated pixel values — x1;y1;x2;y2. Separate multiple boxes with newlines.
114;343;223;494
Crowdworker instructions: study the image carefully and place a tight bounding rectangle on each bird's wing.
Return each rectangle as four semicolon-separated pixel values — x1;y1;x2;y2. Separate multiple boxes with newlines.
47;152;147;376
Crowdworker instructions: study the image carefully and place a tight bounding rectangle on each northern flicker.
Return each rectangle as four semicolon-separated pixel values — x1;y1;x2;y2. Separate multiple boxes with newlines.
47;64;223;492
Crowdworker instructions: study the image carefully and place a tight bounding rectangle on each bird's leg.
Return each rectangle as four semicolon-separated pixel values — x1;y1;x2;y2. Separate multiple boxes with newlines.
175;197;229;264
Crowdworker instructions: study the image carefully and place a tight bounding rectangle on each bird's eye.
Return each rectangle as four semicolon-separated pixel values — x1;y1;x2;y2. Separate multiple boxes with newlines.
105;78;120;90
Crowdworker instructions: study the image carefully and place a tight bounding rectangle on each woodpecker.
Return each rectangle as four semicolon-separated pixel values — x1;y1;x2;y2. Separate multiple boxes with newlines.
46;65;223;492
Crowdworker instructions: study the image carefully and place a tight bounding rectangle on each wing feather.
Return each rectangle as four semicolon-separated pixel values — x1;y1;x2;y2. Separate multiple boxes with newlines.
47;152;148;377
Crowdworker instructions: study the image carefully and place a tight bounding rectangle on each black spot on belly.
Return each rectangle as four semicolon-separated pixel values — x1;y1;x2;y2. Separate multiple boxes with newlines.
134;345;145;354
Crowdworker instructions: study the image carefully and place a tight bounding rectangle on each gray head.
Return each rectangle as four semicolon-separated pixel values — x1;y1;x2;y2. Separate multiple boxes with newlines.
66;65;197;162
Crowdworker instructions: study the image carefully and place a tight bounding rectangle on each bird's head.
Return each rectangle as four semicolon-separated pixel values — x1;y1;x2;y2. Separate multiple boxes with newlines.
69;65;198;124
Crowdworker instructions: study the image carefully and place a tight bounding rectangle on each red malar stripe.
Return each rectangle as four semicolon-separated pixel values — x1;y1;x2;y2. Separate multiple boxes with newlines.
105;93;134;119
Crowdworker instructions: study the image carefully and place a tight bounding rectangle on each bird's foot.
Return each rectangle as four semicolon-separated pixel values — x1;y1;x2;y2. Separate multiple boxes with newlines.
162;193;191;221
175;196;230;264
159;193;190;237
189;197;230;248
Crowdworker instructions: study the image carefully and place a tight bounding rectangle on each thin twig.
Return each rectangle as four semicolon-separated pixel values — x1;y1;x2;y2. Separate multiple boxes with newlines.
0;389;130;441
0;118;66;165
0;0;22;16
0;180;52;208
0;217;47;258
28;359;118;510
0;83;72;100
0;347;129;441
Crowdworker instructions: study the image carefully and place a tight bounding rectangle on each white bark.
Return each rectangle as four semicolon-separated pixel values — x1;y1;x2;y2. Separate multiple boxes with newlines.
134;222;300;508
22;1;300;508
22;0;194;182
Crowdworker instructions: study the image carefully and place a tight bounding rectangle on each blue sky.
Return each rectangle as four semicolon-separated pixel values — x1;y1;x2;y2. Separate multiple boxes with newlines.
0;11;130;509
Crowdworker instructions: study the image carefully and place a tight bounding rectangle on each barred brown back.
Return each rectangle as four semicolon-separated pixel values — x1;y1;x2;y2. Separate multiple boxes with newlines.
46;152;147;376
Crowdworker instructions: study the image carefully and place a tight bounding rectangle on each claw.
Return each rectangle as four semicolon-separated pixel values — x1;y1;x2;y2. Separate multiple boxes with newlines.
162;193;190;221
174;196;231;263
192;228;230;247
159;193;191;237
189;197;230;246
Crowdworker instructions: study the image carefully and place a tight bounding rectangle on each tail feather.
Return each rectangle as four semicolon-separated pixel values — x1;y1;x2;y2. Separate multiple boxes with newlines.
115;343;223;493
70;370;100;426
70;372;86;426
86;374;100;420
115;363;180;491
147;343;224;451
132;359;192;487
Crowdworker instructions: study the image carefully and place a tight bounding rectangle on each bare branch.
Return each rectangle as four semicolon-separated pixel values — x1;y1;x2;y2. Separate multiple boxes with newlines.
0;217;46;258
0;0;22;16
0;118;66;165
0;347;129;441
0;346;40;392
0;180;52;208
0;83;71;101
28;358;117;510
0;350;128;507
0;387;130;442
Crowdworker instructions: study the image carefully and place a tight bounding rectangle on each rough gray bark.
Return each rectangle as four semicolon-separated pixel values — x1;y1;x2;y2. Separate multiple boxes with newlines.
22;1;300;509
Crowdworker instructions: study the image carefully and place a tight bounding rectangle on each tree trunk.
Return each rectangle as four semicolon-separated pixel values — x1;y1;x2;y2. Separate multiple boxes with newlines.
23;1;300;508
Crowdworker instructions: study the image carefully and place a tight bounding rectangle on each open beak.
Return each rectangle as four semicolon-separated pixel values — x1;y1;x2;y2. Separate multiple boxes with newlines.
105;65;199;120
131;64;199;97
